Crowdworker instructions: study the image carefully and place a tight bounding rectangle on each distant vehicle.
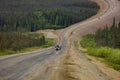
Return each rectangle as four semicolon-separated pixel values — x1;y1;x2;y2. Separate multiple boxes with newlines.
55;45;61;51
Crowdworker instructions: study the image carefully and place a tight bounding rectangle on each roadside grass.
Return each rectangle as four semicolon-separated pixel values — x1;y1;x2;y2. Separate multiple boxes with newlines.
0;38;54;56
0;50;15;56
80;34;99;48
80;34;120;71
74;40;79;48
42;38;55;48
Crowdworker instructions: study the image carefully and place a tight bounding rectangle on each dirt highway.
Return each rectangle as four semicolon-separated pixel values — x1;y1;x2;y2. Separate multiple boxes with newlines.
0;0;120;80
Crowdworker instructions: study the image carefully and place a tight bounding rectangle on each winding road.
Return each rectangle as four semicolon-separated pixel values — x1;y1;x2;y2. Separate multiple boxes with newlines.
0;0;120;80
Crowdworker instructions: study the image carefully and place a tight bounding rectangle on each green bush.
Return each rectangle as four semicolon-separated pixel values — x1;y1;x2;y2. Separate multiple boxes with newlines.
105;61;120;71
42;39;55;48
87;47;112;58
0;50;15;56
0;32;45;51
107;50;120;64
80;34;99;48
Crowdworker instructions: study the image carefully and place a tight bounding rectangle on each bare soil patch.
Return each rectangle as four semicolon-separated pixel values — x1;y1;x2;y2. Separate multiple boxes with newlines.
37;30;57;39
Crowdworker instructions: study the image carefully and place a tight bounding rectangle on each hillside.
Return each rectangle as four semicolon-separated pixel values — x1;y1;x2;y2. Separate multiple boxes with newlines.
0;0;99;32
0;0;98;13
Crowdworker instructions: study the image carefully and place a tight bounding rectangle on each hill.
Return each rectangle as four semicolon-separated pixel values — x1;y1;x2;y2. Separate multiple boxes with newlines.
0;0;99;31
0;0;98;13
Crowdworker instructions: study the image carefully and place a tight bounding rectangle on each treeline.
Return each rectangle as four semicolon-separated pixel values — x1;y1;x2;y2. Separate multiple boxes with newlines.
0;32;45;50
0;7;98;32
95;19;120;48
64;1;99;9
0;0;99;13
0;0;99;32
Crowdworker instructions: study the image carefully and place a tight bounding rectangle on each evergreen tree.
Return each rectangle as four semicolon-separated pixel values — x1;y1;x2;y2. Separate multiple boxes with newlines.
95;19;120;48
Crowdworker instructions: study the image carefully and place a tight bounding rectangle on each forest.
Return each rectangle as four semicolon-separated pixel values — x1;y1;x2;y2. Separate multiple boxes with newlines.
0;0;99;53
95;19;120;48
0;32;45;51
0;0;99;32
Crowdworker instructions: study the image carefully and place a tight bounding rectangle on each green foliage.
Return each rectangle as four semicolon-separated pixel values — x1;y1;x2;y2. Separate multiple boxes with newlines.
105;61;120;71
0;38;54;56
95;19;120;48
87;47;111;58
64;1;99;9
80;34;99;48
0;0;99;13
107;50;120;64
0;32;45;51
42;39;55;48
0;0;99;31
0;50;15;56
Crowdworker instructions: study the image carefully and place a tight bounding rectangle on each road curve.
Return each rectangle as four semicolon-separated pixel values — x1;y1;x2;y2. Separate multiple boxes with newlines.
0;0;120;80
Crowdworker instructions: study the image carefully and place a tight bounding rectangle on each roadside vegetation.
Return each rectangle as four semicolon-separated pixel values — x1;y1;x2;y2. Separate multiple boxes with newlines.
0;32;45;50
0;32;54;56
0;33;54;56
80;20;120;71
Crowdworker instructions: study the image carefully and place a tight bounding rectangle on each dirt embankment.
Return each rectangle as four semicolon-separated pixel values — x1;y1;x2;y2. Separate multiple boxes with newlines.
60;44;110;80
87;55;120;80
61;50;82;80
37;30;57;39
